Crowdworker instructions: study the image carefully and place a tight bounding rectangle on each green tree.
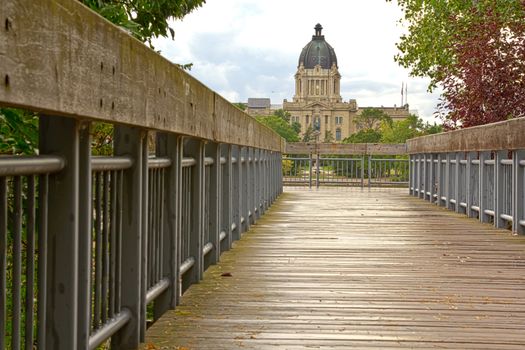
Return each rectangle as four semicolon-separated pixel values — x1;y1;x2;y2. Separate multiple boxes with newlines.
233;102;247;111
343;129;382;144
82;0;206;49
256;115;300;142
291;121;302;134
354;108;392;131
389;0;525;91
302;126;315;142
380;114;443;143
323;130;334;143
273;109;291;122
0;109;38;154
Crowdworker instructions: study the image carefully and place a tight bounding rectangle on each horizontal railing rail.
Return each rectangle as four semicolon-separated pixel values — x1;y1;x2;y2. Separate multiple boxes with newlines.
0;0;285;349
407;117;525;235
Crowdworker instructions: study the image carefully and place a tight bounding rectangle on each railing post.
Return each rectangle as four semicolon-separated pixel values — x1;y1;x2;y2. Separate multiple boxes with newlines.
454;153;460;213
421;153;427;199
368;155;372;189
436;153;442;205
308;153;313;189
39;115;81;350
221;144;233;251
155;133;182;312
445;153;453;210
513;150;525;234
316;153;320;189
361;155;365;190
184;138;205;287
206;142;221;267
427;154;434;202
112;125;147;349
251;148;258;223
241;147;250;232
466;152;476;218
279;152;283;194
231;146;241;241
479;151;490;224
77;121;92;350
494;150;506;228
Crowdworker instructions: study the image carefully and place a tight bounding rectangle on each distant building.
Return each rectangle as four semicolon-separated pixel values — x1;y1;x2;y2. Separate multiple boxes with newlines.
283;24;410;142
246;98;271;116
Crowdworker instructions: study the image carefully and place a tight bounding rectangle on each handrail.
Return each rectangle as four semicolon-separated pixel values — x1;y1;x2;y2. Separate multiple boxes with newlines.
407;117;525;153
0;156;65;176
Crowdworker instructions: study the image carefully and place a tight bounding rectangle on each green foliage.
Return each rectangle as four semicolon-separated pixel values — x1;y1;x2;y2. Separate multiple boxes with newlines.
323;130;334;143
302;126;314;142
256;115;300;142
273;109;291;122
233;102;247;111
81;0;206;48
0;108;39;155
343;129;382;144
381;114;443;143
291;121;302;134
389;0;525;91
354;108;392;131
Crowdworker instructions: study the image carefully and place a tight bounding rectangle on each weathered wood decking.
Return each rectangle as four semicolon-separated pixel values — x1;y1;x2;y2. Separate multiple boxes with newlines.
141;189;525;349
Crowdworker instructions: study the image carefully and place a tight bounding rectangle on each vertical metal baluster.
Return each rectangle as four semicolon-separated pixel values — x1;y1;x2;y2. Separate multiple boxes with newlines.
94;172;102;329
102;171;110;324
0;177;6;350
25;176;36;349
12;176;22;350
116;170;123;312
110;170;117;318
147;170;153;289
37;175;48;349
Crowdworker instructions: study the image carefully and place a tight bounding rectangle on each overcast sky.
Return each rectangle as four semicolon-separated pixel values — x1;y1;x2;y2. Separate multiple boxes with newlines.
153;0;442;122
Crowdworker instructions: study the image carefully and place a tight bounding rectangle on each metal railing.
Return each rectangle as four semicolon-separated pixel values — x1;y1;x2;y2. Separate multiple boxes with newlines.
0;0;285;348
282;143;409;188
408;117;525;235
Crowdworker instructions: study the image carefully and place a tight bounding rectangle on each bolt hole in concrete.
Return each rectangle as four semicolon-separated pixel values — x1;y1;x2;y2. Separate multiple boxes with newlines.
5;18;10;31
4;74;9;87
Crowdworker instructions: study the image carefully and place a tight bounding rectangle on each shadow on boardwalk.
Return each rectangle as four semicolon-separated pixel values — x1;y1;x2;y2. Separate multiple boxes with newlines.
142;188;525;349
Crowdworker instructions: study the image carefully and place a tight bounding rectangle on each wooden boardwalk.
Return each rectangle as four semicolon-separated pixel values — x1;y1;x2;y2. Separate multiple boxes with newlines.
141;189;525;349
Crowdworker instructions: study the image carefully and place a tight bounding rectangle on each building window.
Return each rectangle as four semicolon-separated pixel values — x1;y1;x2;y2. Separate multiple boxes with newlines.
335;116;342;125
336;128;341;141
306;115;309;124
314;116;320;131
325;115;328;124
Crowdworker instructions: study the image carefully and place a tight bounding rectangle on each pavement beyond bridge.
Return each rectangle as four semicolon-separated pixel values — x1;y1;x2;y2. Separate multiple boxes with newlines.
141;189;525;350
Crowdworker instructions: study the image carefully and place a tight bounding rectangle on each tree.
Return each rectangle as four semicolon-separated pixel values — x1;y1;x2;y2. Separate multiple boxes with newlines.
438;4;525;129
302;126;315;142
381;114;443;143
323;130;334;143
354;108;392;131
389;0;525;91
233;102;247;111
390;0;525;129
273;109;291;122
343;129;382;144
82;0;206;50
256;115;300;142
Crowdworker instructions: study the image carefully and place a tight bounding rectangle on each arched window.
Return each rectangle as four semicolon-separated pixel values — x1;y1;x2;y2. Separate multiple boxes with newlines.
335;128;341;141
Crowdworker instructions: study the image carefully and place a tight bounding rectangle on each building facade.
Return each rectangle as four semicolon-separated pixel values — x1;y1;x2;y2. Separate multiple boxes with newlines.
283;24;410;142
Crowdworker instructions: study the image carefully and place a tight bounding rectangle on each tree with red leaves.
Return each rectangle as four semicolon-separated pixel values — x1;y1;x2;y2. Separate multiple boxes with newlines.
438;4;525;129
391;0;525;129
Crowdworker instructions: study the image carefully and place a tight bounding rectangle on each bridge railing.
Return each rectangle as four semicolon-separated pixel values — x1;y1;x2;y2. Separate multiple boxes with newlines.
284;142;408;188
0;0;285;349
407;117;525;235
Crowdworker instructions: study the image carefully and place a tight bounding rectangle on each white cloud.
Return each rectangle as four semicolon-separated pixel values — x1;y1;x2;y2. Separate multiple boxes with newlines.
153;0;441;122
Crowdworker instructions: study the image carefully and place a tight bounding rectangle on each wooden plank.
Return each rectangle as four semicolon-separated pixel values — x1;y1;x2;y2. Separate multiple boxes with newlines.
141;189;525;349
407;117;525;154
286;143;407;155
0;0;284;152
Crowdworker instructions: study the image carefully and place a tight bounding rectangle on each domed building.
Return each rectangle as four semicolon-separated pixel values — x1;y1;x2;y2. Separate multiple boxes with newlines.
283;24;410;142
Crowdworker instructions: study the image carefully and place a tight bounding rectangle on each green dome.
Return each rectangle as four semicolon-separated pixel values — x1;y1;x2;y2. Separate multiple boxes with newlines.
298;24;338;69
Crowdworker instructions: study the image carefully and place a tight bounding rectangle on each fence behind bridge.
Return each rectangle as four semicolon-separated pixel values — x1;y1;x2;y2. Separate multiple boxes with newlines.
283;143;409;188
0;0;284;349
